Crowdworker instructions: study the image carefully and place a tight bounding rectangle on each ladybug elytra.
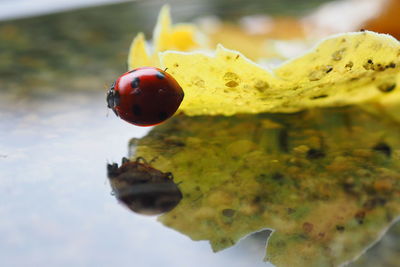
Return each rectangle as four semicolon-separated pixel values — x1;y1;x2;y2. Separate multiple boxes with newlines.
107;67;184;126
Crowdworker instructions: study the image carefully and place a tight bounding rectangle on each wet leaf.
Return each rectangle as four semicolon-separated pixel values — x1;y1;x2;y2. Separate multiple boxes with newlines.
130;107;400;267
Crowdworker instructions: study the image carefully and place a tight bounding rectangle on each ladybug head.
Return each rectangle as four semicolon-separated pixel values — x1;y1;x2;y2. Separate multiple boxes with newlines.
106;81;119;116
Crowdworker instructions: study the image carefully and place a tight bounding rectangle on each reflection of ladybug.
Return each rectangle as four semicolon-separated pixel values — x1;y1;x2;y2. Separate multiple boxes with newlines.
107;157;182;215
107;67;184;126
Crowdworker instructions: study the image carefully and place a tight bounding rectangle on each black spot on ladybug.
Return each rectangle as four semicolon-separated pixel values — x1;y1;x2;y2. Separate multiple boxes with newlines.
307;148;325;159
132;104;142;116
372;142;391;157
159;111;168;121
131;77;140;88
156;72;165;79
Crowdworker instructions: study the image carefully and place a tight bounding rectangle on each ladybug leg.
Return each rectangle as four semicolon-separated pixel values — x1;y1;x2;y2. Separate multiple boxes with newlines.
135;157;148;164
107;163;119;178
121;157;130;164
149;156;159;164
165;172;174;180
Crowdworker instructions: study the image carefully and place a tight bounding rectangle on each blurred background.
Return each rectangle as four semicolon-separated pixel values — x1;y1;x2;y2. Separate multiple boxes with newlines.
0;0;399;266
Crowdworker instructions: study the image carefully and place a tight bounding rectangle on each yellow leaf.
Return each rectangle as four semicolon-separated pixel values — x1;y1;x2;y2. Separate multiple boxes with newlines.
127;33;151;69
128;5;203;69
160;32;400;116
127;6;400;118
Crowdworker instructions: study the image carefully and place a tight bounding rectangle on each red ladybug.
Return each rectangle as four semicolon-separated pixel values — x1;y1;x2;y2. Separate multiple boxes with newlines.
107;67;184;126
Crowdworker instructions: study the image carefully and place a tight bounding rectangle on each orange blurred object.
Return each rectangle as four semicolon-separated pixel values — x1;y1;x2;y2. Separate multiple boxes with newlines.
363;0;400;39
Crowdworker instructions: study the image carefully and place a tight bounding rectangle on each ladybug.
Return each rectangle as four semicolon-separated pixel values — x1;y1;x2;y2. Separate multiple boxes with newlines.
107;67;184;126
107;157;182;215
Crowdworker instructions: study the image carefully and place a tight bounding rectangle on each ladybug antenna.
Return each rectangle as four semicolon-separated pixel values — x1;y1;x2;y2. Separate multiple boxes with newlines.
164;67;169;72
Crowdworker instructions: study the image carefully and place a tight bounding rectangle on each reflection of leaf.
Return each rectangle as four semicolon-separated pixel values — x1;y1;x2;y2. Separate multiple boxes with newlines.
350;220;400;266
130;107;400;267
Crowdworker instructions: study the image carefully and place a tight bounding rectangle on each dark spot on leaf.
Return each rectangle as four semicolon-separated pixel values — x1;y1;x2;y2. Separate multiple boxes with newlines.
252;196;261;203
132;104;142;116
363;59;374;70
287;208;296;214
303;222;314;233
374;63;385;71
256;173;268;183
310;94;328;100
307;148;325;159
342;181;355;194
325;66;333;73
363;197;387;210
276;240;286;248
372;142;391;157
336;225;345;232
272;172;284;181
378;83;396;93
167;140;185;147
225;81;239;87
345;61;353;70
131;77;140;88
278;129;289;152
222;209;236;217
355;211;365;224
